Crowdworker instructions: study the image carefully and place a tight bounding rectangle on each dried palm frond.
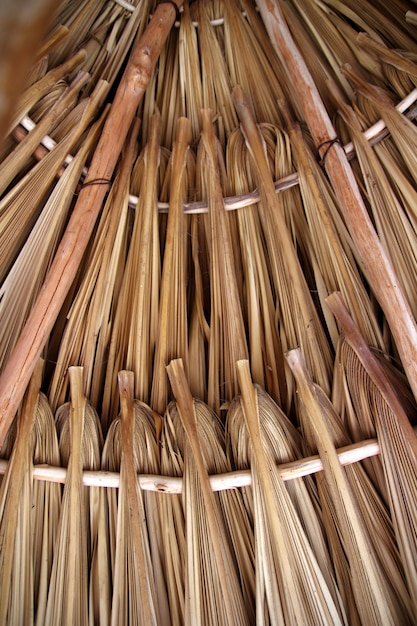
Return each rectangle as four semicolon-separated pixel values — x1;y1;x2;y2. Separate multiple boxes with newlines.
0;70;90;197
151;117;192;414
102;389;169;623
32;392;62;626
256;0;417;401
287;119;385;350
336;96;417;325
166;359;251;626
222;0;285;127
197;4;237;144
178;3;203;140
48;119;138;415
234;360;345;625
101;372;164;625
327;292;417;619
343;65;417;186
159;396;187;625
0;113;104;374
102;115;161;421
326;0;417;51
0;362;42;626
47;0;110;69
45;367;102;626
287;0;374;101
196;109;248;414
98;1;154;95
225;127;288;409
0;1;182;446
227;381;344;613
233;85;333;394
287;347;414;625
0;80;107;287
331;339;389;501
5;49;86;135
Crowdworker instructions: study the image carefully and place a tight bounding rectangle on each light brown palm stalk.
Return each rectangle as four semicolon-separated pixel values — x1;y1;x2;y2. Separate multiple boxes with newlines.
0;360;42;626
46;367;103;626
331;339;389;503
164;382;256;621
255;0;417;403
102;115;161;423
151;117;192;415
32;393;62;626
197;109;248;414
223;0;286;127
109;372;162;626
327;291;417;620
227;382;345;622
166;358;251;626
287;347;414;625
233;85;333;394
159;397;187;625
0;0;183;447
225;127;288;409
101;390;169;624
235;360;345;625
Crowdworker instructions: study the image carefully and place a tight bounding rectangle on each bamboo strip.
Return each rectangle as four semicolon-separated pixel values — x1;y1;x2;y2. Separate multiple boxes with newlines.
0;0;183;446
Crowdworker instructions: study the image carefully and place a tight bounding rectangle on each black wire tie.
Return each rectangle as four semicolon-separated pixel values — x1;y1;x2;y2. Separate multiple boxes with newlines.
318;137;344;166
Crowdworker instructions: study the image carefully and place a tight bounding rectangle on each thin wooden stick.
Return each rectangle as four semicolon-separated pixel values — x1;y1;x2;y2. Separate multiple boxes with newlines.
0;0;183;447
255;0;417;402
0;428;393;491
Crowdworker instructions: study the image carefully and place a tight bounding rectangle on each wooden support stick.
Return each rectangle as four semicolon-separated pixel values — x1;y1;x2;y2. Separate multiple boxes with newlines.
0;0;182;446
255;0;417;402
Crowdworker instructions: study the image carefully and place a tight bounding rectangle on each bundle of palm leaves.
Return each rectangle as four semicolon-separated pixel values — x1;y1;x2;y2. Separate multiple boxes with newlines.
0;0;416;623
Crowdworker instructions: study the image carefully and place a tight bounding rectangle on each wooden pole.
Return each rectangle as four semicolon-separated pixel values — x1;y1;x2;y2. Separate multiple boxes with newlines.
0;0;183;446
255;0;417;401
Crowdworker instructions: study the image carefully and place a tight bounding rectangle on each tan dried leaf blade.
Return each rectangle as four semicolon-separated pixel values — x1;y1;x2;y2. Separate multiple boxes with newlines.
234;360;345;625
287;347;414;625
327;292;417;621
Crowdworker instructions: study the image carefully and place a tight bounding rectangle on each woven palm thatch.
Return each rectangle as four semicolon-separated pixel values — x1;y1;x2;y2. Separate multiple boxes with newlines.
0;0;417;624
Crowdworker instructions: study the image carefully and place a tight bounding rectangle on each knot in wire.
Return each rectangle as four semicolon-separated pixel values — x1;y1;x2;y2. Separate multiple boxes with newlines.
317;137;344;166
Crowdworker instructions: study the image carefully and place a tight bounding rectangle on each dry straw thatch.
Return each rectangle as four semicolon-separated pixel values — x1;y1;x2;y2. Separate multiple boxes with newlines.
0;0;417;623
